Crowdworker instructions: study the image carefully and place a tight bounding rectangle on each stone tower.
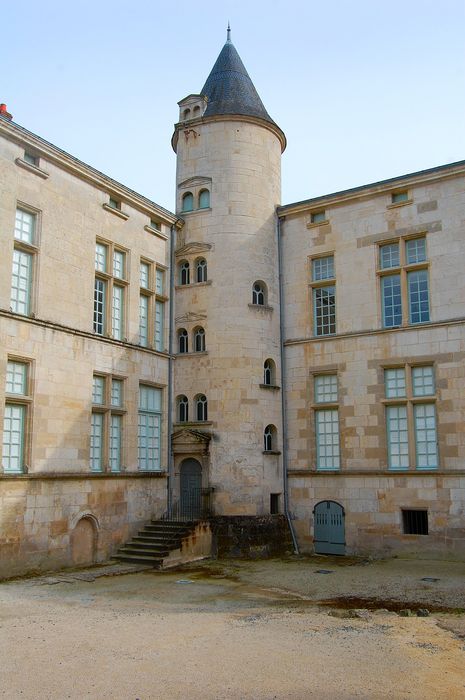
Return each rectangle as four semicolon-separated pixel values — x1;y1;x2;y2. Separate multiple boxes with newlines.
171;29;286;517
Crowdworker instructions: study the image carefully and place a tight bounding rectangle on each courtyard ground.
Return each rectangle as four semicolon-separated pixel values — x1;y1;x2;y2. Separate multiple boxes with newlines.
1;556;464;699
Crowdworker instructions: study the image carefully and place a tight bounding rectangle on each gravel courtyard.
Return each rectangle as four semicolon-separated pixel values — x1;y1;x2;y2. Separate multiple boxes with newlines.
1;556;464;699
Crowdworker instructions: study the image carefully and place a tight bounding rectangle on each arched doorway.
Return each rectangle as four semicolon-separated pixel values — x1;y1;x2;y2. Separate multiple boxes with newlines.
313;501;345;555
180;458;202;519
70;516;97;565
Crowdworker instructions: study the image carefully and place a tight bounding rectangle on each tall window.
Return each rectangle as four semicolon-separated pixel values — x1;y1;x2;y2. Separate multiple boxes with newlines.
139;260;166;351
385;365;438;470
198;189;210;209
182;192;194;212
179;261;190;285
196;258;207;283
379;236;430;328
178;329;188;353
195;394;208;421
314;374;340;470
194;327;206;352
311;256;335;336
11;208;37;316
94;241;127;339
138;385;162;471
91;375;125;472
264;425;276;452
177;395;189;422
263;359;275;386
252;281;266;306
2;360;31;473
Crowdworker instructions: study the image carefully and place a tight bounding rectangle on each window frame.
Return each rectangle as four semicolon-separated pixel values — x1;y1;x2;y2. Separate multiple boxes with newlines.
309;253;336;337
138;384;163;472
93;239;129;339
11;205;40;317
378;235;431;329
90;373;126;472
383;363;438;471
312;373;340;470
2;358;33;474
139;258;167;351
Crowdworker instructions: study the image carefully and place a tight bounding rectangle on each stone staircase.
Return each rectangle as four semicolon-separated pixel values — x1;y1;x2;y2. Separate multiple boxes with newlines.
112;520;198;568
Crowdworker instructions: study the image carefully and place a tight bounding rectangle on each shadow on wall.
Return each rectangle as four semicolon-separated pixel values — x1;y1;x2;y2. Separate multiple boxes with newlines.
70;514;98;566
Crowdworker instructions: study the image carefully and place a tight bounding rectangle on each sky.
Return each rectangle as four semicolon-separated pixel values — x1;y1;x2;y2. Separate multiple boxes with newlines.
2;0;465;211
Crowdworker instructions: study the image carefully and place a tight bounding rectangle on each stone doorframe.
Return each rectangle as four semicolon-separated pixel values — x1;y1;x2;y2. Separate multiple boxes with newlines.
171;428;212;509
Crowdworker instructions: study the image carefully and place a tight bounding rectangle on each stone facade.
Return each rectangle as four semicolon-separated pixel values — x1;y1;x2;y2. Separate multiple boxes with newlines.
1;34;464;577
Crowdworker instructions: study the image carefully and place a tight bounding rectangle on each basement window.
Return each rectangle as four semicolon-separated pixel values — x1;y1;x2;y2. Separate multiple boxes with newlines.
24;151;39;166
402;509;428;535
311;210;326;224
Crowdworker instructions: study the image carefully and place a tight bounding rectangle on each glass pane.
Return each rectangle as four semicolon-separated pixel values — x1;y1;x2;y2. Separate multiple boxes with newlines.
11;249;32;315
315;409;340;469
93;278;106;334
6;361;27;395
2;404;25;472
14;209;35;244
406;238;426;264
139;385;162;412
109;414;122;472
138;412;161;470
111;379;123;407
155;269;164;295
408;270;430;324
139;295;148;346
140;262;150;289
155;301;164;351
312;256;334;281
92;375;105;404
95;243;107;272
199;190;210;209
111;285;124;340
314;375;337;403
384;368;406;398
414;404;438;469
386;405;409;469
90;412;103;471
313;286;335;336
412;366;435;397
381;274;402;327
379;243;399;269
311;211;326;224
113;250;125;279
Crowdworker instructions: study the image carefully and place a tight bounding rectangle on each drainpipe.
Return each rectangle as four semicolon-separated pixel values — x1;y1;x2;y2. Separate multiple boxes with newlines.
277;213;299;554
167;222;177;515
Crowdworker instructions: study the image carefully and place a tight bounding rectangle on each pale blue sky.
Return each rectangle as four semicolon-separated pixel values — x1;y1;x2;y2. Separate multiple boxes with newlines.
3;0;465;210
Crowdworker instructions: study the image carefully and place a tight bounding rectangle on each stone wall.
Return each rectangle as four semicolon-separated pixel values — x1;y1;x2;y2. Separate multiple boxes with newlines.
210;515;293;559
0;474;166;578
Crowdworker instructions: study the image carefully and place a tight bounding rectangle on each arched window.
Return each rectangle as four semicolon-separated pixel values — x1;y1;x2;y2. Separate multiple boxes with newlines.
183;108;191;120
264;359;275;386
196;258;207;283
177;395;189;422
252;281;266;306
264;425;276;451
193;105;200;117
179;261;190;285
196;394;208;421
194;327;206;352
182;192;194;212
198;189;210;209
178;328;188;354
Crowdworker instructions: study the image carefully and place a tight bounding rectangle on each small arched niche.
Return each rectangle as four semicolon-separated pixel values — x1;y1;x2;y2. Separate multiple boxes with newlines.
70;515;98;566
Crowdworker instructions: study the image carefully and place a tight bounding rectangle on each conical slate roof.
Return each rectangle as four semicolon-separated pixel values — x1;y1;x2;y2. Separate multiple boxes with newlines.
201;37;276;126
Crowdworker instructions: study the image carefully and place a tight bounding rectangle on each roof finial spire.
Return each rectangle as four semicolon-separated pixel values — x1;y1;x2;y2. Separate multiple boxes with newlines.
227;22;231;43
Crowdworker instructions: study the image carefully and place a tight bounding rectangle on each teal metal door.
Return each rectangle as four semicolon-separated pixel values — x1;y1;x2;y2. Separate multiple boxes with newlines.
180;459;202;519
313;501;345;555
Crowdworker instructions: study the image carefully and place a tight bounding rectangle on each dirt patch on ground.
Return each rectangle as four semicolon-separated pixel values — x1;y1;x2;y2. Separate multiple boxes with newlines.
1;557;464;699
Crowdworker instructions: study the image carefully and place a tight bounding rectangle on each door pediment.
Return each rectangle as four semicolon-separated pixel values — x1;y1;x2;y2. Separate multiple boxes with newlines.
171;428;211;454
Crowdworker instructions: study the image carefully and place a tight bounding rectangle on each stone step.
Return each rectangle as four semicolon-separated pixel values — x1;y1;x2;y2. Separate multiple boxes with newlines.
117;546;170;557
125;542;172;553
111;553;163;566
133;536;182;545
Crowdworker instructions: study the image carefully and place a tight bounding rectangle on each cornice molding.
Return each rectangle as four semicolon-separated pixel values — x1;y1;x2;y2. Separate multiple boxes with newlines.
175;241;212;257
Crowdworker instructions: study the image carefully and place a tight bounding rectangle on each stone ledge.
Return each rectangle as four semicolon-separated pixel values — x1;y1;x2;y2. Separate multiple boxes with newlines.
0;471;167;481
15;157;49;179
102;203;129;220
287;469;465;477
